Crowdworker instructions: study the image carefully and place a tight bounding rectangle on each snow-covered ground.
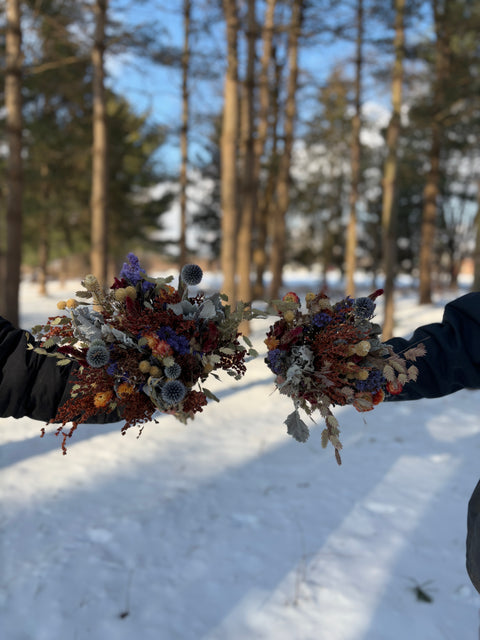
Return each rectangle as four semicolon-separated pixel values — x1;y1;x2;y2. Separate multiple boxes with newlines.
1;271;480;640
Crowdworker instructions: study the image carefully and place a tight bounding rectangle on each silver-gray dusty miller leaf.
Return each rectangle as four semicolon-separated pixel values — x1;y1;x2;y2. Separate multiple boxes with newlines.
284;410;310;443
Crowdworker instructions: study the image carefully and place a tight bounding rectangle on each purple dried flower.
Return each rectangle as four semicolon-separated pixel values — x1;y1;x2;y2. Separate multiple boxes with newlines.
355;368;385;392
119;253;146;286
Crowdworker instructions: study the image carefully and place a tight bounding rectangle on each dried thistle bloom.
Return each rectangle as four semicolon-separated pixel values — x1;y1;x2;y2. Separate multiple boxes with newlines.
181;264;203;286
354;297;376;320
161;380;186;406
165;363;182;380
86;343;110;368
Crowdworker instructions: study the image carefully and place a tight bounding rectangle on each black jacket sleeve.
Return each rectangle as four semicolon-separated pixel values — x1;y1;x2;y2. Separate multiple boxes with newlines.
467;481;480;594
385;292;480;401
0;316;121;424
384;293;480;593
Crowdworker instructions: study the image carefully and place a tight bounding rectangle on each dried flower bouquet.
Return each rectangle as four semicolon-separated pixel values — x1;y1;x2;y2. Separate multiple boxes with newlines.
29;254;263;452
264;290;425;464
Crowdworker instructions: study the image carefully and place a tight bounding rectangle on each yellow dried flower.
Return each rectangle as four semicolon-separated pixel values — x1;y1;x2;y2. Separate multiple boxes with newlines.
149;365;161;377
57;300;67;310
305;293;316;305
355;368;369;381
283;310;295;323
317;299;332;310
139;360;151;374
353;340;370;356
114;288;128;302
125;286;137;300
66;298;78;309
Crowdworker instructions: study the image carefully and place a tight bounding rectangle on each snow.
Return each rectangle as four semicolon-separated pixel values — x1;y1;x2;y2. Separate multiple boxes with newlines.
1;273;480;640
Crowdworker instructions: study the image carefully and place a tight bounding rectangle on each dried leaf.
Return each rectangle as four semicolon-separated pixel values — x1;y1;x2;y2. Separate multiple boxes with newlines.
407;365;419;381
321;428;329;449
56;359;72;366
404;344;426;361
383;364;395;381
285;410;310;443
202;388;220;403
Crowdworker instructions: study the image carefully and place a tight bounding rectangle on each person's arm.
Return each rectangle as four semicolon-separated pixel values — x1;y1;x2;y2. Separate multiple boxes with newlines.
385;292;480;400
467;481;480;593
0;316;120;424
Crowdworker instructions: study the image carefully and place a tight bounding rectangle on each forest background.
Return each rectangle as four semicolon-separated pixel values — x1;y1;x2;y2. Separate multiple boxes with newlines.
1;0;480;336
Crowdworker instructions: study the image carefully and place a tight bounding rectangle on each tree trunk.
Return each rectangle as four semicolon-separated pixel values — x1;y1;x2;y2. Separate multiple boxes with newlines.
418;0;448;305
90;0;109;286
220;0;240;302
179;0;191;267
251;0;277;299
3;0;23;326
38;163;51;297
269;0;304;299
381;0;405;339
345;0;363;298
237;0;257;330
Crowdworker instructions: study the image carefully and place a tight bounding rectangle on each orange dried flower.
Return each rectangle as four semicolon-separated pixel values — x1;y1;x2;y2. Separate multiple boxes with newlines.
116;382;135;399
264;335;280;350
94;390;114;408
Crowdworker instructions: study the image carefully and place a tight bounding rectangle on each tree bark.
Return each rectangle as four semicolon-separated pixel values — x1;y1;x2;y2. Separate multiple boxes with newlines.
220;0;240;302
418;0;448;304
179;0;191;267
237;0;257;326
345;0;363;298
90;0;109;286
38;163;51;297
252;0;277;299
3;0;23;326
269;0;303;299
381;0;405;339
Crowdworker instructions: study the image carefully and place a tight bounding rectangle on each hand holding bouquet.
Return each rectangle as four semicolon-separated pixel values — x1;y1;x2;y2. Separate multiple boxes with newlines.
264;290;425;464
29;254;262;452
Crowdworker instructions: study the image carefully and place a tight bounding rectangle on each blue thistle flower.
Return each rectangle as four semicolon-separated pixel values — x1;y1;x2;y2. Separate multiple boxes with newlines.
86;342;110;368
181;264;203;286
354;297;376;320
161;380;187;406
164;363;182;380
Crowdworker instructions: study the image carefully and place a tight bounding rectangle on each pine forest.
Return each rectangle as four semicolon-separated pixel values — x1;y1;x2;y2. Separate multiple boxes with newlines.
1;0;480;333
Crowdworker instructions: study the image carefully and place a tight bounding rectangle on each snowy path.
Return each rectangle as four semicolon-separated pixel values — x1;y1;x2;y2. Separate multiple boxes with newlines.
0;278;479;640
